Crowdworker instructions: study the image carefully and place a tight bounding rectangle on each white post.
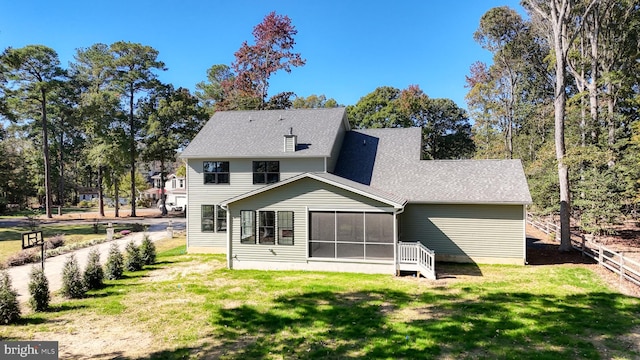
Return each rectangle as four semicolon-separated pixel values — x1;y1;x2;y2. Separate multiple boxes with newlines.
106;222;114;241
167;219;174;238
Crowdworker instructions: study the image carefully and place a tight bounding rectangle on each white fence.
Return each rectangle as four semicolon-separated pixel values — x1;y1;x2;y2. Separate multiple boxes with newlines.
527;214;640;287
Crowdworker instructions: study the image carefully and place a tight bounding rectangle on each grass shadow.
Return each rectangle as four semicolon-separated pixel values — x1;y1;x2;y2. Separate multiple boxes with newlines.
203;284;640;359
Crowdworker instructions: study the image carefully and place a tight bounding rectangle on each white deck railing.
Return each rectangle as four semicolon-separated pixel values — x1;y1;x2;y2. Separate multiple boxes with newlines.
398;241;436;279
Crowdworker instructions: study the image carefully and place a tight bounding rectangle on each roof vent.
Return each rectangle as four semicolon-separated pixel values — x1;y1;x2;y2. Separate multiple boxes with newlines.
279;115;283;121
284;129;297;152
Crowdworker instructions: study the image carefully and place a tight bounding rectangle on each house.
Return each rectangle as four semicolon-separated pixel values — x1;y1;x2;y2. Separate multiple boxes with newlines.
180;108;532;277
143;173;187;209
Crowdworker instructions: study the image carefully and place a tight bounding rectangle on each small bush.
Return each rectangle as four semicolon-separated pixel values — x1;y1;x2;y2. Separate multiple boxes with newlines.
83;249;103;290
78;200;91;208
139;235;156;265
45;234;65;249
28;266;49;312
5;248;39;267
60;254;86;299
104;243;124;280
124;240;143;272
0;271;20;324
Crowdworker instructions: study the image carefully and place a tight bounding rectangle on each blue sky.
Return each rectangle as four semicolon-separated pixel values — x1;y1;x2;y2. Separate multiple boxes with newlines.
0;0;525;109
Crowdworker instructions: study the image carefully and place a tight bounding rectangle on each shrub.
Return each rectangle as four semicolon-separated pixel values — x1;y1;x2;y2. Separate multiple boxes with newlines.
124;240;143;272
45;234;65;249
104;243;124;280
78;200;91;208
5;249;39;267
60;254;86;299
0;271;20;324
131;223;145;232
139;235;156;265
83;249;103;290
28;266;49;312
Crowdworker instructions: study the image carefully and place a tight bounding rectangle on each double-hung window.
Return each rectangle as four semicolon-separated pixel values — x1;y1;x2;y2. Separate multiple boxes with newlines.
204;161;230;184
258;211;276;245
277;211;294;245
202;205;227;233
253;161;279;184
240;211;256;244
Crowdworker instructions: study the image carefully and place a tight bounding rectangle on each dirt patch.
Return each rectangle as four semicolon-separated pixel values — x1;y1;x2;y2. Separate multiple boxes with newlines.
31;313;155;359
143;260;223;283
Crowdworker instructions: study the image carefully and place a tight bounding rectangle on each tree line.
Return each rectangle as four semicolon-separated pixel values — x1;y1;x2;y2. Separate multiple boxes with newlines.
0;11;477;219
466;1;640;244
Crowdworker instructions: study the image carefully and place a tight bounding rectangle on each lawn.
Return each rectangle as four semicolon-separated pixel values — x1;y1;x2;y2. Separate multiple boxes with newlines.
0;244;639;359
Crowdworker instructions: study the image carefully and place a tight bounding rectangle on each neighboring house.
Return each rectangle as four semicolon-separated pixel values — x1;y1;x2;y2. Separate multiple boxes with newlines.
144;173;187;209
78;187;99;202
180;108;532;277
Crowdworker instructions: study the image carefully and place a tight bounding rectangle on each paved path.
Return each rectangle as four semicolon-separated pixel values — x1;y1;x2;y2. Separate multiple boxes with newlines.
6;220;185;304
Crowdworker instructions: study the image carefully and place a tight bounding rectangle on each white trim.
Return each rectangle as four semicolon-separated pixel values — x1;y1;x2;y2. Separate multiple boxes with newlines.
305;206;309;261
523;205;527;264
308;207;395;213
221;172;406;209
226;207;232;269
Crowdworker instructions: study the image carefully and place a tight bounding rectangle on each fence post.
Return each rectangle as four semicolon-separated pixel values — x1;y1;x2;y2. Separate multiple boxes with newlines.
598;245;603;265
581;235;585;257
620;253;624;282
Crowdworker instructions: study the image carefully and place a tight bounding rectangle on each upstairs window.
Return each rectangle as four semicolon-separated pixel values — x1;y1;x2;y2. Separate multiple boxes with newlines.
204;161;229;184
253;161;279;184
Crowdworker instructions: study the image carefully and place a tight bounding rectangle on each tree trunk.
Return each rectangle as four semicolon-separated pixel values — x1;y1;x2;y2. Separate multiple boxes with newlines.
58;129;64;206
551;1;572;251
42;89;53;218
98;165;105;217
607;82;616;167
129;87;137;217
588;6;599;145
114;176;120;218
160;160;167;216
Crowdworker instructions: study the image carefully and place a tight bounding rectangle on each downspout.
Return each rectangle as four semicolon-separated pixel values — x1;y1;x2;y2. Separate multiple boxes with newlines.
394;205;406;276
221;203;232;269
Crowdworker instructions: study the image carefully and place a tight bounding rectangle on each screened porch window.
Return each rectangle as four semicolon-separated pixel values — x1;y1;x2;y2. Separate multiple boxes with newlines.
309;211;394;260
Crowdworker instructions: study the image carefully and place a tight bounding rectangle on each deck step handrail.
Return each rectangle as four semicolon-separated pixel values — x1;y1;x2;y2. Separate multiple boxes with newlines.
398;241;436;279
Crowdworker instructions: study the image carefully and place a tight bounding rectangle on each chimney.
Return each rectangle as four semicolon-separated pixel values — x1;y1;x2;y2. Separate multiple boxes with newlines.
284;127;297;152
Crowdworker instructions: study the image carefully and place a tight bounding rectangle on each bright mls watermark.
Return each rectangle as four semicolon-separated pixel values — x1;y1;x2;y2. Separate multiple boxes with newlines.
1;341;58;359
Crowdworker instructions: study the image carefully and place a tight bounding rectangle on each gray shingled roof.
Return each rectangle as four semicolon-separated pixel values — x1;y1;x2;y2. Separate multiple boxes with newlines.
221;172;407;209
334;128;532;204
181;108;348;158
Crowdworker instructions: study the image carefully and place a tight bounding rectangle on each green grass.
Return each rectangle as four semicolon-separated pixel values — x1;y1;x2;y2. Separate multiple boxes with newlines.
1;247;638;359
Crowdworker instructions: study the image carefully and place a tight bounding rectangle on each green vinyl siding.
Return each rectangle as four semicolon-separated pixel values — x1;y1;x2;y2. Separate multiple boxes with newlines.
229;177;393;264
401;204;524;261
186;157;324;249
